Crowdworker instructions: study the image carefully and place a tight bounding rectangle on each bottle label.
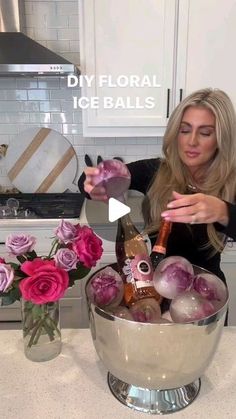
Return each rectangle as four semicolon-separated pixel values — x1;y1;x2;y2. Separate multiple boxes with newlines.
152;244;166;254
122;254;153;284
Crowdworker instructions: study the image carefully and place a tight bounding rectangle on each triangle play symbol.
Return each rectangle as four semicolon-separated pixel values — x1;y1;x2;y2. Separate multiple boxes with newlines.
108;198;131;222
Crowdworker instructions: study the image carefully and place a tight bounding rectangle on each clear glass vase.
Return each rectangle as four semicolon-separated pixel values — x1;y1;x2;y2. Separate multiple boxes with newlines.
21;299;62;362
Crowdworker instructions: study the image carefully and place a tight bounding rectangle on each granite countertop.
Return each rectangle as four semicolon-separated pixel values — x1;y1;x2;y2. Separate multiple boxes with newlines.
0;328;235;419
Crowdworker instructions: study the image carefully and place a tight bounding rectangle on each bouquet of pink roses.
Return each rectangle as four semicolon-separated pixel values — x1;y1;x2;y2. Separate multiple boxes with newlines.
0;220;103;355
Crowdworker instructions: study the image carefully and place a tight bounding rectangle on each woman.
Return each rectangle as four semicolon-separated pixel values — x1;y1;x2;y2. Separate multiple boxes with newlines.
78;88;236;288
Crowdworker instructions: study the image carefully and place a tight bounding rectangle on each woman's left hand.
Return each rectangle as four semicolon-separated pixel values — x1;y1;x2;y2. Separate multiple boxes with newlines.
161;191;229;226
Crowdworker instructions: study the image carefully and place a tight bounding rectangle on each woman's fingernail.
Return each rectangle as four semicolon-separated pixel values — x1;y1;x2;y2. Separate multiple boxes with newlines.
167;203;173;208
161;212;168;217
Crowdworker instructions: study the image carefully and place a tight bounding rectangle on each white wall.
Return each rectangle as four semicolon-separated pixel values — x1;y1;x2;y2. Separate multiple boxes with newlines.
0;0;163;190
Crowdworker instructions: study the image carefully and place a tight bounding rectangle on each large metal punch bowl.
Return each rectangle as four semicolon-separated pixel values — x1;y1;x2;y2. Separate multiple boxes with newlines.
85;264;228;414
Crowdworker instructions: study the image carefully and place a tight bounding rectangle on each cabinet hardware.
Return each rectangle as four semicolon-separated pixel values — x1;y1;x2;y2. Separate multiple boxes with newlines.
179;88;183;102
166;89;170;118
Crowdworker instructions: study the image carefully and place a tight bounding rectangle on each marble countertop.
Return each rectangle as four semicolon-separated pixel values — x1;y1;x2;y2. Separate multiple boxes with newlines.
0;328;235;419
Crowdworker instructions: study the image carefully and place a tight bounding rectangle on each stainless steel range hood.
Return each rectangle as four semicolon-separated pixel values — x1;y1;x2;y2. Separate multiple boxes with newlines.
0;0;78;76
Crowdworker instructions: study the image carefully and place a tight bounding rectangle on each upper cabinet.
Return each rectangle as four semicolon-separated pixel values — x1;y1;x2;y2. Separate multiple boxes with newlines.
79;0;236;137
177;0;236;109
79;0;183;137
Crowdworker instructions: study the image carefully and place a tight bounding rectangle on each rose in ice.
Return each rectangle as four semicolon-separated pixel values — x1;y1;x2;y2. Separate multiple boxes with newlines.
19;259;69;304
0;263;14;292
87;267;124;308
6;234;36;256
54;248;78;271
54;220;78;244
71;226;103;268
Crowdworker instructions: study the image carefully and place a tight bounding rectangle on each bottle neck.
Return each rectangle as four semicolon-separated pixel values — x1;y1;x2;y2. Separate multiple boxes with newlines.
152;219;172;254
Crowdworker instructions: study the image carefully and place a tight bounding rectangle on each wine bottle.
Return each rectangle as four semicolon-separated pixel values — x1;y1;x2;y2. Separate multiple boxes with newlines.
115;204;161;306
150;219;172;269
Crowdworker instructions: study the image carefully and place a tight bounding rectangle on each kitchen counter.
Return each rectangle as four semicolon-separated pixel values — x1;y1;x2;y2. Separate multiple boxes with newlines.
0;195;144;227
0;328;235;419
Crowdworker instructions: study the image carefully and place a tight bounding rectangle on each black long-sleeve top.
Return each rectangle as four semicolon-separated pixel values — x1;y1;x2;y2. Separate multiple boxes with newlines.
78;158;236;284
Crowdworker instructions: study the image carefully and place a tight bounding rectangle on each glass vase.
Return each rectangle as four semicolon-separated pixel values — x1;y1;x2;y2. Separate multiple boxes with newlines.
21;299;62;362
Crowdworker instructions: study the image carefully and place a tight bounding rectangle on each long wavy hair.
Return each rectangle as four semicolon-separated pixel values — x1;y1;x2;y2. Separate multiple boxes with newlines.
142;88;236;253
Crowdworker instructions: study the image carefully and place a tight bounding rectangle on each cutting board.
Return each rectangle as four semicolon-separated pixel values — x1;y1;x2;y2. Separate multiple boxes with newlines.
5;127;78;193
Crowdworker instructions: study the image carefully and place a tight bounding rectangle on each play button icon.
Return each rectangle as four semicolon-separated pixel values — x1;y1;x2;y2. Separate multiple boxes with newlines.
108;198;130;222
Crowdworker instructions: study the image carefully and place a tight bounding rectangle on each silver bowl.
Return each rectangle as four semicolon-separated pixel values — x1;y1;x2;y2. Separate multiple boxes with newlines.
86;264;228;414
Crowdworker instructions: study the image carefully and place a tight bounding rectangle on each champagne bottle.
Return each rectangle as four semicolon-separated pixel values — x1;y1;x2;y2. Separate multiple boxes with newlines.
150;219;172;269
115;203;161;306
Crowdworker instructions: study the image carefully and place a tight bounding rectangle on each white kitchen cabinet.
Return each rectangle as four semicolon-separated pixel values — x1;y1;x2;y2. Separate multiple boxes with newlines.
79;0;185;137
79;0;236;137
176;0;236;108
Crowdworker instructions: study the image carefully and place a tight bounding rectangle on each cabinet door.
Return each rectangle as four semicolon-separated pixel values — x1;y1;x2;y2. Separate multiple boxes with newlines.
177;0;236;108
79;0;177;136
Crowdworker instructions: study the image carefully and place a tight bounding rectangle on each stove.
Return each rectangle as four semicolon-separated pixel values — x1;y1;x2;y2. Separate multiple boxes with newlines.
0;193;85;219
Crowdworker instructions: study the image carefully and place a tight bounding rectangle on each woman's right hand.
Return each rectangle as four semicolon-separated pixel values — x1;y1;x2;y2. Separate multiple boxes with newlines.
84;166;108;202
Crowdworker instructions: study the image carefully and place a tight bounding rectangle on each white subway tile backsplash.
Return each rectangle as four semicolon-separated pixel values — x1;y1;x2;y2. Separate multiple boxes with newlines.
31;2;57;16
0;135;11;145
29;113;51;123
0;90;27;100
72;135;95;145
126;145;148;156
72;111;82;123
51;112;73;123
28;90;50;100
47;40;70;52
68;15;79;29
19;101;40;112
69;40;80;51
63;124;83;135
0;101;21;112
94;138;116;146
24;2;33;15
0;0;164;187
16;79;38;89
34;28;58;41
50;89;73;100
56;2;78;15
0;125;19;135
46;15;69;29
0;113;30;123
38;79;60;89
57;28;79;41
0;79;17;89
39;101;61;112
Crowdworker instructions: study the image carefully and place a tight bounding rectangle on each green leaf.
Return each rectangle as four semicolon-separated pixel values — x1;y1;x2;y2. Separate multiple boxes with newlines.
17;255;27;264
1;294;16;306
26;250;38;260
9;262;20;270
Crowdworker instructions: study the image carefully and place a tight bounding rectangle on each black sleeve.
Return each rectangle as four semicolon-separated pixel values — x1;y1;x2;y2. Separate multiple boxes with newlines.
78;158;161;197
77;171;91;199
214;201;236;241
128;158;161;194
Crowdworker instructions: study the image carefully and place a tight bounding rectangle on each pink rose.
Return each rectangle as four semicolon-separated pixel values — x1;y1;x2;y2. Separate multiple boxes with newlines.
71;226;103;268
19;259;69;304
54;248;78;271
0;263;14;292
54;220;79;244
6;234;36;256
0;257;6;263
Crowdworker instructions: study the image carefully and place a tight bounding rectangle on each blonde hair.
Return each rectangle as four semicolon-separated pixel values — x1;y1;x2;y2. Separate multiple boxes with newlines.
143;88;236;253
